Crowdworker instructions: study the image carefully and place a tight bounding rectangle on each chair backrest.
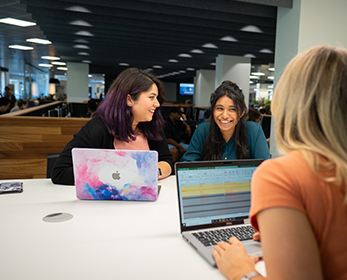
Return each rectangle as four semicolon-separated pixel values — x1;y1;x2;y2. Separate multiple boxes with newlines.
261;116;271;139
46;153;60;178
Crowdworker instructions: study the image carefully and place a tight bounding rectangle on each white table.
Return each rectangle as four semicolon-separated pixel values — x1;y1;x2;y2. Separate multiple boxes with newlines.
0;176;265;280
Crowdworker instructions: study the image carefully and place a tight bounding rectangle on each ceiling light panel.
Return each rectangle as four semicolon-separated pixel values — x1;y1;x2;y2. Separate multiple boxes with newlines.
73;45;90;49
26;38;51;44
240;25;263;33
178;53;192;58
74;31;94;37
65;6;92;13
9;45;33;50
168;59;178;63
69;20;92;27
202;43;218;48
42;56;60;60
190;49;204;54
52;61;66;65
220;36;238;42
0;18;36;27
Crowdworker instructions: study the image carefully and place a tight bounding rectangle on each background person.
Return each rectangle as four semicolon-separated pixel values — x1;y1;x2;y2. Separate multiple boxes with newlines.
181;81;270;162
10;99;28;112
213;46;347;280
0;97;11;115
164;107;191;163
52;68;173;185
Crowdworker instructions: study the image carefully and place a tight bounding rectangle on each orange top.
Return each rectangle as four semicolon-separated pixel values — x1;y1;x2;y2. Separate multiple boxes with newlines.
250;151;347;280
113;132;149;151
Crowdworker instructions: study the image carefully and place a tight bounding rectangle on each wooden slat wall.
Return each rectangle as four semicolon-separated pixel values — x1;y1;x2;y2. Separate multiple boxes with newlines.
0;116;89;180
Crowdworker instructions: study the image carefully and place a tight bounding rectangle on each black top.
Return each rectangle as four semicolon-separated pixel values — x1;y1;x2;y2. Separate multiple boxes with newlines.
51;117;174;185
163;117;183;143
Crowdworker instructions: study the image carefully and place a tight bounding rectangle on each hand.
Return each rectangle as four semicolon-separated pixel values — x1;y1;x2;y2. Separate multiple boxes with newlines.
178;145;187;155
186;126;191;136
212;237;259;280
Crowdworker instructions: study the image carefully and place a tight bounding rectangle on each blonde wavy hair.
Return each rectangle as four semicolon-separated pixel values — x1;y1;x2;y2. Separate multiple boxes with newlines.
272;46;347;204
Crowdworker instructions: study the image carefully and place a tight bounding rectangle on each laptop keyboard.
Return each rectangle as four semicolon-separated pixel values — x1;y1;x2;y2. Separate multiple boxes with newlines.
192;226;256;247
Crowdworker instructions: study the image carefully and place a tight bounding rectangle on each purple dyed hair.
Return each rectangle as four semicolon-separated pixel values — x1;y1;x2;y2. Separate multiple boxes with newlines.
94;68;165;142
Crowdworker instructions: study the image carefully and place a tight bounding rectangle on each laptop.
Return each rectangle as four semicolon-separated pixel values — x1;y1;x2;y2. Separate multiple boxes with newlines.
72;148;159;201
175;159;263;266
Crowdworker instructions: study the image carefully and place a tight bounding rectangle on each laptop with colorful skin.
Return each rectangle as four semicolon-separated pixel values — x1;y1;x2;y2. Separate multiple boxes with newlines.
72;148;159;201
175;159;263;266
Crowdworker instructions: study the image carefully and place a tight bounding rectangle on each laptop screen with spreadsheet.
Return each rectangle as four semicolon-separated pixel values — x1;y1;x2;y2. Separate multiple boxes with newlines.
175;160;263;231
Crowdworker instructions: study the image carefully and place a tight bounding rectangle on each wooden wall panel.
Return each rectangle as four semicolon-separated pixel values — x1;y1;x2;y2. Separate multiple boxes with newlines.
0;116;89;180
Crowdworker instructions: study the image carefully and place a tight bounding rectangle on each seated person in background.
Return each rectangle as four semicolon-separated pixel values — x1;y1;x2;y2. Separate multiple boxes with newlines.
164;107;191;163
202;108;211;122
179;106;187;121
213;46;347;280
181;81;270;162
10;99;28;112
247;108;261;123
0;97;11;115
51;68;173;185
258;104;266;114
84;99;98;118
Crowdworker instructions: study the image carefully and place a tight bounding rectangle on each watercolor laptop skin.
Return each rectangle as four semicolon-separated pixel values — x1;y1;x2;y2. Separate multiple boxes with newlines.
72;148;159;201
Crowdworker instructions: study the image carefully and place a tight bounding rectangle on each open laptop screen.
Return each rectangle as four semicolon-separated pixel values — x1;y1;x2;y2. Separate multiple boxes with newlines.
175;160;262;231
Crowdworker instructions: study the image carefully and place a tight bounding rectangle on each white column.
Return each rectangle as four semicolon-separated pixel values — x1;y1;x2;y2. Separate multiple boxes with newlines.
215;55;251;109
194;69;215;107
270;0;347;158
66;62;89;102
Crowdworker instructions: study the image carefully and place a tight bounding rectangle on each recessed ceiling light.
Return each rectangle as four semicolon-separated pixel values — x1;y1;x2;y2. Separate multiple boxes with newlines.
179;70;186;73
69;20;92;27
251;72;265;76
267;76;274;80
178;53;192;58
210;62;216;66
153;65;162;69
244;54;256;58
52;61;66;66
249;81;253;84
259;49;273;53
202;43;218;49
0;18;36;27
168;59;179;63
240;25;263;33
26;38;51;44
65;6;92;13
77;52;89;56
119;63;129;66
9;45;33;50
74;39;89;43
88;74;92;77
38;64;53;68
250;76;259;79
190;49;204;54
186;68;195;71
73;44;90;49
74;31;94;37
82;60;92;63
145;68;153;72
41;56;60;60
220;36;238;42
57;67;68;71
269;67;275;71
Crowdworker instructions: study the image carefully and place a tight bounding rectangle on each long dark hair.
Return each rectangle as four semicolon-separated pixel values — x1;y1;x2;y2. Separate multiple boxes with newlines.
202;81;249;160
94;68;165;141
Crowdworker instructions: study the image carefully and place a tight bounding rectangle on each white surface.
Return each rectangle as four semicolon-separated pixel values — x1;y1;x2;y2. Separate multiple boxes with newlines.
0;176;265;280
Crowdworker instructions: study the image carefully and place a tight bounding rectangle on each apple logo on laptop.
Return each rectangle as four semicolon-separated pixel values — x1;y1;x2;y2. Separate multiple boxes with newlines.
112;171;121;180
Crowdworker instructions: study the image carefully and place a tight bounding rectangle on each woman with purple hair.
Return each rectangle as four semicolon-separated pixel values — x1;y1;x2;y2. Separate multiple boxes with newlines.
52;68;173;185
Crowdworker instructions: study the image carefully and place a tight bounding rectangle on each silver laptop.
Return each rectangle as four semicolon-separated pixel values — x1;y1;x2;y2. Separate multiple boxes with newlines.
175;160;263;266
72;148;159;201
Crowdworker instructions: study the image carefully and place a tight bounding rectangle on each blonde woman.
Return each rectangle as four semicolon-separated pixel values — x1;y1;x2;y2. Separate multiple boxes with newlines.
213;46;347;280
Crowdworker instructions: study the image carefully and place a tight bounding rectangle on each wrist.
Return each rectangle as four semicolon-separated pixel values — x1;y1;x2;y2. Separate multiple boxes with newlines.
239;271;261;280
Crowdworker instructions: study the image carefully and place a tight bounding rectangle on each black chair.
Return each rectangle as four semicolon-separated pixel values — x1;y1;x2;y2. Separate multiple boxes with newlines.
46;153;60;178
